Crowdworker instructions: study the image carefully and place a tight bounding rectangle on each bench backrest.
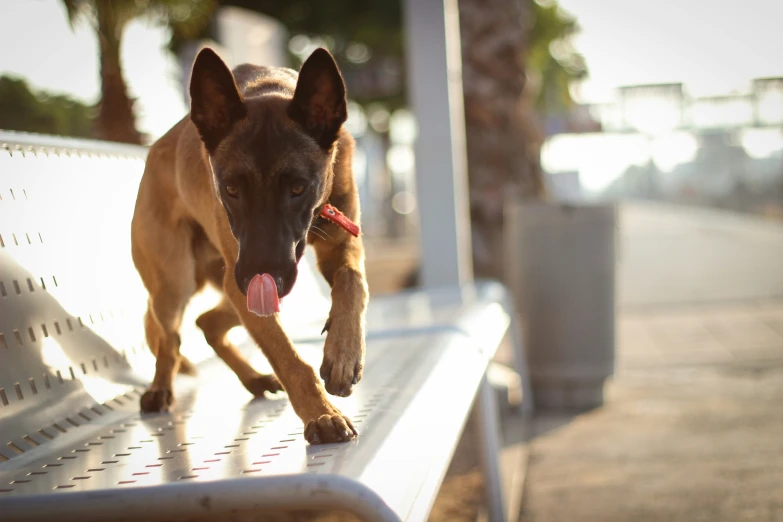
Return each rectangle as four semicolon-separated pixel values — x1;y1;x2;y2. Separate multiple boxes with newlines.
0;131;329;463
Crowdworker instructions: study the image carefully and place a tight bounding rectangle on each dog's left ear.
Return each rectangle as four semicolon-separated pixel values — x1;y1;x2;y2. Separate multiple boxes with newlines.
288;48;348;149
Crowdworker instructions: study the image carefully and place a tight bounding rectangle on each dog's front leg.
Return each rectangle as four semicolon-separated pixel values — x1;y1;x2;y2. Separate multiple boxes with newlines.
221;267;357;444
311;235;368;397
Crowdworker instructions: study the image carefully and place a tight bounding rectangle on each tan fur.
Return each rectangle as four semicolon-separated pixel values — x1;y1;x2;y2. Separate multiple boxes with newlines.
130;64;367;444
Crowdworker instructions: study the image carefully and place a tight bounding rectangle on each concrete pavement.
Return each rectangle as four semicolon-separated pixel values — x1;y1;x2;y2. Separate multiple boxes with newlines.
520;203;783;522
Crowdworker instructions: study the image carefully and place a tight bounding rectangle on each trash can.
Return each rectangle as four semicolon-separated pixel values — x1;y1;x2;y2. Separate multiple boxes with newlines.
505;201;616;411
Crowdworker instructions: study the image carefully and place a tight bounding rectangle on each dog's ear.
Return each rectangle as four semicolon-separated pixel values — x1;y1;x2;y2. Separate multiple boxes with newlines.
189;48;247;152
288;48;348;149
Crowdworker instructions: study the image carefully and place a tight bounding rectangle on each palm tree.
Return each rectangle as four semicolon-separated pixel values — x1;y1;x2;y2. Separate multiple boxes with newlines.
62;0;215;144
458;0;586;279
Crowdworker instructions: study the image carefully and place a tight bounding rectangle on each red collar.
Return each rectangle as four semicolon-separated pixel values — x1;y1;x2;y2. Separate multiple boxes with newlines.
319;204;361;237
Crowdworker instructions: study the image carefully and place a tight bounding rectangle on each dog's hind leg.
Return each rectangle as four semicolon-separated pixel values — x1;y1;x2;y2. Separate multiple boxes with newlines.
196;300;283;397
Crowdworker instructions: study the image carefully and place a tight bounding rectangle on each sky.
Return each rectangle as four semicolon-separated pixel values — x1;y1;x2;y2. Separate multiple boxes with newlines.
1;0;782;140
557;0;783;102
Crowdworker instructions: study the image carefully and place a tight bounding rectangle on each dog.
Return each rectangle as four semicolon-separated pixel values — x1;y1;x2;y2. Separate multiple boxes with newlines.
130;47;368;444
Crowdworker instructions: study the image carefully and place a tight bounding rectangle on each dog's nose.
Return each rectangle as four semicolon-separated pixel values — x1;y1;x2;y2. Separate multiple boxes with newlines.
236;271;286;297
237;273;253;296
273;276;285;297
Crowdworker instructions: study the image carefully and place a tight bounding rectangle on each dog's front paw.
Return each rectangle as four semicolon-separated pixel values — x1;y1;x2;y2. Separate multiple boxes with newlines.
320;319;364;397
243;373;284;398
304;413;358;444
140;388;173;413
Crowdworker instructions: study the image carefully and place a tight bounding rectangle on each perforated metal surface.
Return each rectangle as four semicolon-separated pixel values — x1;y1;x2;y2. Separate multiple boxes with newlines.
0;132;514;521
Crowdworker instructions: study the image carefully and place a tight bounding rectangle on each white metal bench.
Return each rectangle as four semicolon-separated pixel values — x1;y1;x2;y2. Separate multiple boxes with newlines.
0;131;526;521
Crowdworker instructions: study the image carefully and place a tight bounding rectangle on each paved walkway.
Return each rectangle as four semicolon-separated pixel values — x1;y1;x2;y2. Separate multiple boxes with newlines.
521;203;783;522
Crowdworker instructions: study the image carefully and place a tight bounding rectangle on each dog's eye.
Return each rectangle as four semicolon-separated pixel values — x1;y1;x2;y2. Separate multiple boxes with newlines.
225;185;239;199
291;184;305;198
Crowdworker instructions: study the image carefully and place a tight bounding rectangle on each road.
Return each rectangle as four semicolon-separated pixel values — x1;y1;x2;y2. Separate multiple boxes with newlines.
619;202;783;309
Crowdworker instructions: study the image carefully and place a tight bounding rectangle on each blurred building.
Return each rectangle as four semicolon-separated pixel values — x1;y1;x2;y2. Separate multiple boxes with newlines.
541;78;783;217
587;77;783;133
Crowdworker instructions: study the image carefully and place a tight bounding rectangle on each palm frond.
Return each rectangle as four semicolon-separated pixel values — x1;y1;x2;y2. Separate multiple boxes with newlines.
61;0;91;29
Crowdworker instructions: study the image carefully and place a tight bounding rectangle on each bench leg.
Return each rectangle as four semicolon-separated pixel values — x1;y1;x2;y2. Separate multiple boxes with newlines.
509;316;535;414
476;373;508;522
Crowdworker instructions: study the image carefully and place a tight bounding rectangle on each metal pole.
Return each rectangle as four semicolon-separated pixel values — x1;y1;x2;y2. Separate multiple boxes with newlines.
404;2;504;519
403;0;474;288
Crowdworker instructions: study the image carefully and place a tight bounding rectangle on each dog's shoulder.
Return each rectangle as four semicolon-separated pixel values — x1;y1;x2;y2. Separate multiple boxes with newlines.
145;116;188;163
232;64;298;99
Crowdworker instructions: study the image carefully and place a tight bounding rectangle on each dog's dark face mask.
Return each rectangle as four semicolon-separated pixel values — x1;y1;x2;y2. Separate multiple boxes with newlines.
189;47;347;300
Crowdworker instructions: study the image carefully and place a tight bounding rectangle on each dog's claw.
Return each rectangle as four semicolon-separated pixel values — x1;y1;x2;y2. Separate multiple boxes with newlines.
244;374;284;398
320;357;363;397
319;361;331;384
321;317;332;335
352;362;361;385
304;413;358;444
140;388;173;413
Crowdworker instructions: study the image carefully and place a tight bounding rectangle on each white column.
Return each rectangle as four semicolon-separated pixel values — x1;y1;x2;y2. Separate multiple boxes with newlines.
403;0;473;287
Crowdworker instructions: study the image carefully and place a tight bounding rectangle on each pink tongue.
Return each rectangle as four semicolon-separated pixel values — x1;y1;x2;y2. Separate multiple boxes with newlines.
247;273;280;317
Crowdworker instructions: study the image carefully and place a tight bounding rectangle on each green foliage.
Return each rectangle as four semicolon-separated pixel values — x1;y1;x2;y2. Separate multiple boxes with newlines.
223;1;403;59
0;76;94;138
222;0;405;108
528;0;587;114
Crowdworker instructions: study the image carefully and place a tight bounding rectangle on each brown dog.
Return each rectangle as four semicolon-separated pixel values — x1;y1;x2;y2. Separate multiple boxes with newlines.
130;47;367;444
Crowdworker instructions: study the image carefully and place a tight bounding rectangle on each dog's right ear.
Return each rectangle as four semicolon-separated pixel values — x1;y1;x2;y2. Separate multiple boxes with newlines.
189;48;247;152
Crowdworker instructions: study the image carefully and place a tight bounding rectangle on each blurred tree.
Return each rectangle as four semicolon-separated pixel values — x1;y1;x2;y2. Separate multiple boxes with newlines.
528;0;587;115
0;76;94;138
52;0;584;279
224;1;583;118
221;1;405;109
460;0;586;278
62;0;216;144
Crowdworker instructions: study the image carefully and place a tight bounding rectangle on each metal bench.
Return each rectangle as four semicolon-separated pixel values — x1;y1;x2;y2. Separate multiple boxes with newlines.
0;131;526;521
